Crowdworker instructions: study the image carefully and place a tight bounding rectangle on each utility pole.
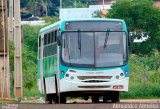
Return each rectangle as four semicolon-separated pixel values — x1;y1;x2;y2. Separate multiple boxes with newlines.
9;0;13;40
14;0;23;97
0;0;10;98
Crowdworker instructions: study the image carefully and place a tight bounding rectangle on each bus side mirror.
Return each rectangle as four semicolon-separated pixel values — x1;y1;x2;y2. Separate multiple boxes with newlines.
57;36;62;46
128;32;132;46
128;29;132;46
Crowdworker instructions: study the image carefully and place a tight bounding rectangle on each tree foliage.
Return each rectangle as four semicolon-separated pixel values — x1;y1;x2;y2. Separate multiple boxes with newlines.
22;0;58;16
107;0;160;55
20;0;98;16
62;0;88;8
28;0;52;16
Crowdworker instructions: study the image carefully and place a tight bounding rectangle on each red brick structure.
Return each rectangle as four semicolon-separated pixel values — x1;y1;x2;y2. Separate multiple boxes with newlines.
100;9;108;17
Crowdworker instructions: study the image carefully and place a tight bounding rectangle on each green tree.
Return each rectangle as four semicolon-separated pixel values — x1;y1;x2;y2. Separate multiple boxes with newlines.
107;0;160;55
62;0;88;8
21;0;28;8
27;0;52;16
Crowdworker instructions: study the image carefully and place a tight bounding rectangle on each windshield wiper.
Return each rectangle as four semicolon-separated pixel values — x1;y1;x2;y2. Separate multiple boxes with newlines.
78;30;81;56
103;30;110;50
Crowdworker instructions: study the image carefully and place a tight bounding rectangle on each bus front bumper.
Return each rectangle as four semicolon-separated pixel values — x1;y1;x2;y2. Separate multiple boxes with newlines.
60;78;129;92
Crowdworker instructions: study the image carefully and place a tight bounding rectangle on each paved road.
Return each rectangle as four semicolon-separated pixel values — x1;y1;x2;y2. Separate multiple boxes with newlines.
67;99;160;103
1;103;160;109
19;99;160;104
1;99;160;109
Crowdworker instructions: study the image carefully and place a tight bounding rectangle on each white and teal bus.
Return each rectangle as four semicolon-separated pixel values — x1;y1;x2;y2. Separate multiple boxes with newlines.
38;18;129;103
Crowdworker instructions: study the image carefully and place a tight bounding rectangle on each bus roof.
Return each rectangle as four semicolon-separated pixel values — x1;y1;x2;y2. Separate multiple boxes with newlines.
40;21;61;34
39;18;125;34
61;18;124;22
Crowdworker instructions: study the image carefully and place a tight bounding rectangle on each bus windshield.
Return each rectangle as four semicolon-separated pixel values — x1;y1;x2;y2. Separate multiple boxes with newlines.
61;31;127;68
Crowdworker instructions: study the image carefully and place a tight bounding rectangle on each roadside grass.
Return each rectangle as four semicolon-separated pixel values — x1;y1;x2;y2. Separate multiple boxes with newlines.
121;54;160;99
23;88;42;98
121;83;160;99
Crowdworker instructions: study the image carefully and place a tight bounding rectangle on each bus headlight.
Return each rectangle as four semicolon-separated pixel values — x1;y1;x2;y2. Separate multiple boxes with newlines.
61;71;65;75
65;73;69;77
116;75;119;79
120;73;124;76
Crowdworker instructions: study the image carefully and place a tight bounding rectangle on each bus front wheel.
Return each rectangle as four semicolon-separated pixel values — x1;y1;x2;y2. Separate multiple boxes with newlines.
45;94;52;104
60;95;66;103
112;92;120;103
91;96;99;103
103;92;120;103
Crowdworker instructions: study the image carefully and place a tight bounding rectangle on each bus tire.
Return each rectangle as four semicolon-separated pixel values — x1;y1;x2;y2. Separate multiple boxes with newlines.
45;94;52;104
52;94;58;103
103;96;109;103
112;92;120;103
92;96;99;103
60;95;66;104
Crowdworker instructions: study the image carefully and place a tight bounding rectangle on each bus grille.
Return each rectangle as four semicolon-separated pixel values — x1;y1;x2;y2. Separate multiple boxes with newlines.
82;80;108;83
78;86;111;88
77;76;112;80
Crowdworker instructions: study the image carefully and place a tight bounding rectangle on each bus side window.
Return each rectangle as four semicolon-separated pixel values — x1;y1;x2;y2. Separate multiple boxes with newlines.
55;30;57;42
39;37;41;47
44;34;47;45
51;32;54;43
53;31;55;43
48;33;51;44
38;36;41;59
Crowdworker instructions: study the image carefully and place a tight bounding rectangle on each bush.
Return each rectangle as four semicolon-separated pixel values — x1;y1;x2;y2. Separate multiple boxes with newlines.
121;54;160;99
121;83;160;99
9;25;42;97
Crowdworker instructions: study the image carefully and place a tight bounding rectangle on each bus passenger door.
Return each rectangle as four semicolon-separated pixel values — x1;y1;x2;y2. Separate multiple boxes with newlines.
40;34;45;94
